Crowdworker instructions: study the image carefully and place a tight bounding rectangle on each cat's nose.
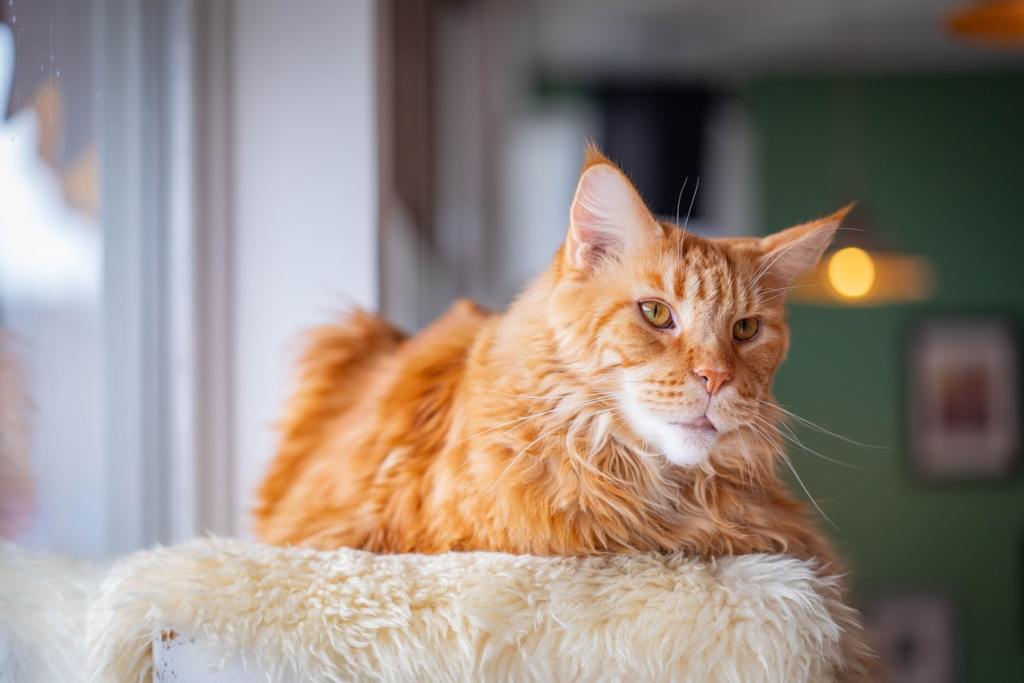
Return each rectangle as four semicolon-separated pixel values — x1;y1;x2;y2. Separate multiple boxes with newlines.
694;367;732;396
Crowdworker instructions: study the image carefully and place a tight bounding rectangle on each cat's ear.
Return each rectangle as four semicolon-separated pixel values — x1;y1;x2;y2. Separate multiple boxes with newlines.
757;204;853;285
565;145;659;269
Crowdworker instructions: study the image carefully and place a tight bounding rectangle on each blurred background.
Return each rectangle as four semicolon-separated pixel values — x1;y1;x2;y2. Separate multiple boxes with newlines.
0;0;1022;679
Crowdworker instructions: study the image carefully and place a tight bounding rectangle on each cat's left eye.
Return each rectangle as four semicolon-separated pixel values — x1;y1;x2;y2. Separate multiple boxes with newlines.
732;317;759;342
639;300;674;329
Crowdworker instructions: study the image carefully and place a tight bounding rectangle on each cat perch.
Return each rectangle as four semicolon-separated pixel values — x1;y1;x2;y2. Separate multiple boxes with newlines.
1;538;849;681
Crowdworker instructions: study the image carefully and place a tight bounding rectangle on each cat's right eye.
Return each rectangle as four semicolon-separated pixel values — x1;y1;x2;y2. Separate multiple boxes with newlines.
639;300;674;329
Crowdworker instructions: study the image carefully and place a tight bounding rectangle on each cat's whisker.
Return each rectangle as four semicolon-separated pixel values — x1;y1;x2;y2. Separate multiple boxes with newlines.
757;399;887;450
748;411;844;463
458;394;620;449
778;451;840;531
446;392;630;483
745;421;839;530
746;426;784;484
586;416;681;509
744;419;782;450
487;424;566;493
743;423;777;464
765;416;866;472
734;428;756;490
484;389;623;402
487;407;619;494
445;397;620;481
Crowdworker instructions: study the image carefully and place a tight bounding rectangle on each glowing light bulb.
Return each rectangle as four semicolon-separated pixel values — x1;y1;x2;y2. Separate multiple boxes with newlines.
828;247;875;298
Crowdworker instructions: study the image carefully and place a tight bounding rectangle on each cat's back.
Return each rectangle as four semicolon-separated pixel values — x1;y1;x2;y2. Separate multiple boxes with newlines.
253;300;491;545
369;298;492;445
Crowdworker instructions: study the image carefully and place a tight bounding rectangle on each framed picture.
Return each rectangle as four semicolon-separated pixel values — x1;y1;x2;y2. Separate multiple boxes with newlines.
866;593;958;683
907;316;1019;481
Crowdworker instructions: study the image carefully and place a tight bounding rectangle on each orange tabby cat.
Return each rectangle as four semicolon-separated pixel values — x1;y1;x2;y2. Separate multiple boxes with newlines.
255;145;875;677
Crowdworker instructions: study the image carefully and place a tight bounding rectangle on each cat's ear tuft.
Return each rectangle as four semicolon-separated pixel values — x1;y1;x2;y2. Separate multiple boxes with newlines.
566;150;658;269
757;203;853;285
581;139;612;170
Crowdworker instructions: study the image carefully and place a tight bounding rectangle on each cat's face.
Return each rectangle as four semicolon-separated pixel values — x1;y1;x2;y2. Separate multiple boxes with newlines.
547;147;846;466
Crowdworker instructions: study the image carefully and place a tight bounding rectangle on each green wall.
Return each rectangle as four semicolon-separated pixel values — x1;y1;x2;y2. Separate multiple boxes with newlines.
746;73;1024;681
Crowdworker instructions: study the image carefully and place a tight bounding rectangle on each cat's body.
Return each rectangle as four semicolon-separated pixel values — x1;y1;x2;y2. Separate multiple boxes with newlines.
254;146;875;677
255;295;831;561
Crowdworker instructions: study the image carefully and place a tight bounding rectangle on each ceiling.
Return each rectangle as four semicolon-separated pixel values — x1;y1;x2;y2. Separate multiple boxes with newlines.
525;0;1024;79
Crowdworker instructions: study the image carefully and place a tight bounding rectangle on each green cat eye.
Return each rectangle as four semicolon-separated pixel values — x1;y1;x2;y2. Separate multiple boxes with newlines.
639;300;674;329
733;317;759;341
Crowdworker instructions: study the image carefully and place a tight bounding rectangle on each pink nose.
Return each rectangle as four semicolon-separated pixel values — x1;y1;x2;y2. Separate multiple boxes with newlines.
695;367;732;396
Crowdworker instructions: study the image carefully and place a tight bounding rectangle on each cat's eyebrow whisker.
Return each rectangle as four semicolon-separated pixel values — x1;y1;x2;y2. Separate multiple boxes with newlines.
673;176;689;229
749;225;831;290
758;284;817;294
683;177;700;232
756;284;820;302
755;285;821;306
756;292;790;306
750;224;866;292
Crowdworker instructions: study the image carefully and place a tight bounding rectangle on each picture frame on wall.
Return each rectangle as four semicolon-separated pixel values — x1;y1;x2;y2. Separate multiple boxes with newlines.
907;316;1019;481
866;593;958;683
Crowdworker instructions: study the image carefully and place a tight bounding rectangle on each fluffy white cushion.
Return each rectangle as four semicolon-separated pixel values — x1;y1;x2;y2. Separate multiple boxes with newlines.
2;538;847;682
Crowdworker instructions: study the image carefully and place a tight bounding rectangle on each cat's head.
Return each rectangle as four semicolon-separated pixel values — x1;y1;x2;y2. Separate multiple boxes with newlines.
546;146;848;467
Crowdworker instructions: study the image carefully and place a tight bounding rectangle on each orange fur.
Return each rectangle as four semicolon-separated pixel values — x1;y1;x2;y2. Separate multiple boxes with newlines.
254;150;875;678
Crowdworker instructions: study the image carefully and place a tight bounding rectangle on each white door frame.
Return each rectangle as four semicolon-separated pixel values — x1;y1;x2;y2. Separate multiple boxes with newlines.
98;0;236;551
98;0;381;551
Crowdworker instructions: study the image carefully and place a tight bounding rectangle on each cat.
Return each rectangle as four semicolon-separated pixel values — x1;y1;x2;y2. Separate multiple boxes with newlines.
254;144;875;678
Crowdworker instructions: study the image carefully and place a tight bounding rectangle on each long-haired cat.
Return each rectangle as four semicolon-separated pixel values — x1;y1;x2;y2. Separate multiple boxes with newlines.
255;145;875;677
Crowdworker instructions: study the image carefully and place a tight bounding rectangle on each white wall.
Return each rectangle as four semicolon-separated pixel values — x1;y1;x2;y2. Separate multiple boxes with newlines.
230;0;378;535
497;103;598;304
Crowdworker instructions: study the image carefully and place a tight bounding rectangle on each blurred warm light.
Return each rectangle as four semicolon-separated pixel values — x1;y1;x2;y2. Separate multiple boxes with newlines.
949;1;1024;43
792;251;936;307
827;247;875;298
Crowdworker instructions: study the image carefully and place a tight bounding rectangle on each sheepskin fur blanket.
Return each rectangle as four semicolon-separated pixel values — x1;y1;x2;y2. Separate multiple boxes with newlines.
0;538;849;682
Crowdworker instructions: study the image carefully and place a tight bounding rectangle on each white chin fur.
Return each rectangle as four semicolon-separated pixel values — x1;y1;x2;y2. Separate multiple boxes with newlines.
621;400;718;467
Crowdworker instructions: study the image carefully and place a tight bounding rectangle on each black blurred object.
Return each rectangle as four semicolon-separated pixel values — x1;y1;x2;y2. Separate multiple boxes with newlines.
595;85;712;221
